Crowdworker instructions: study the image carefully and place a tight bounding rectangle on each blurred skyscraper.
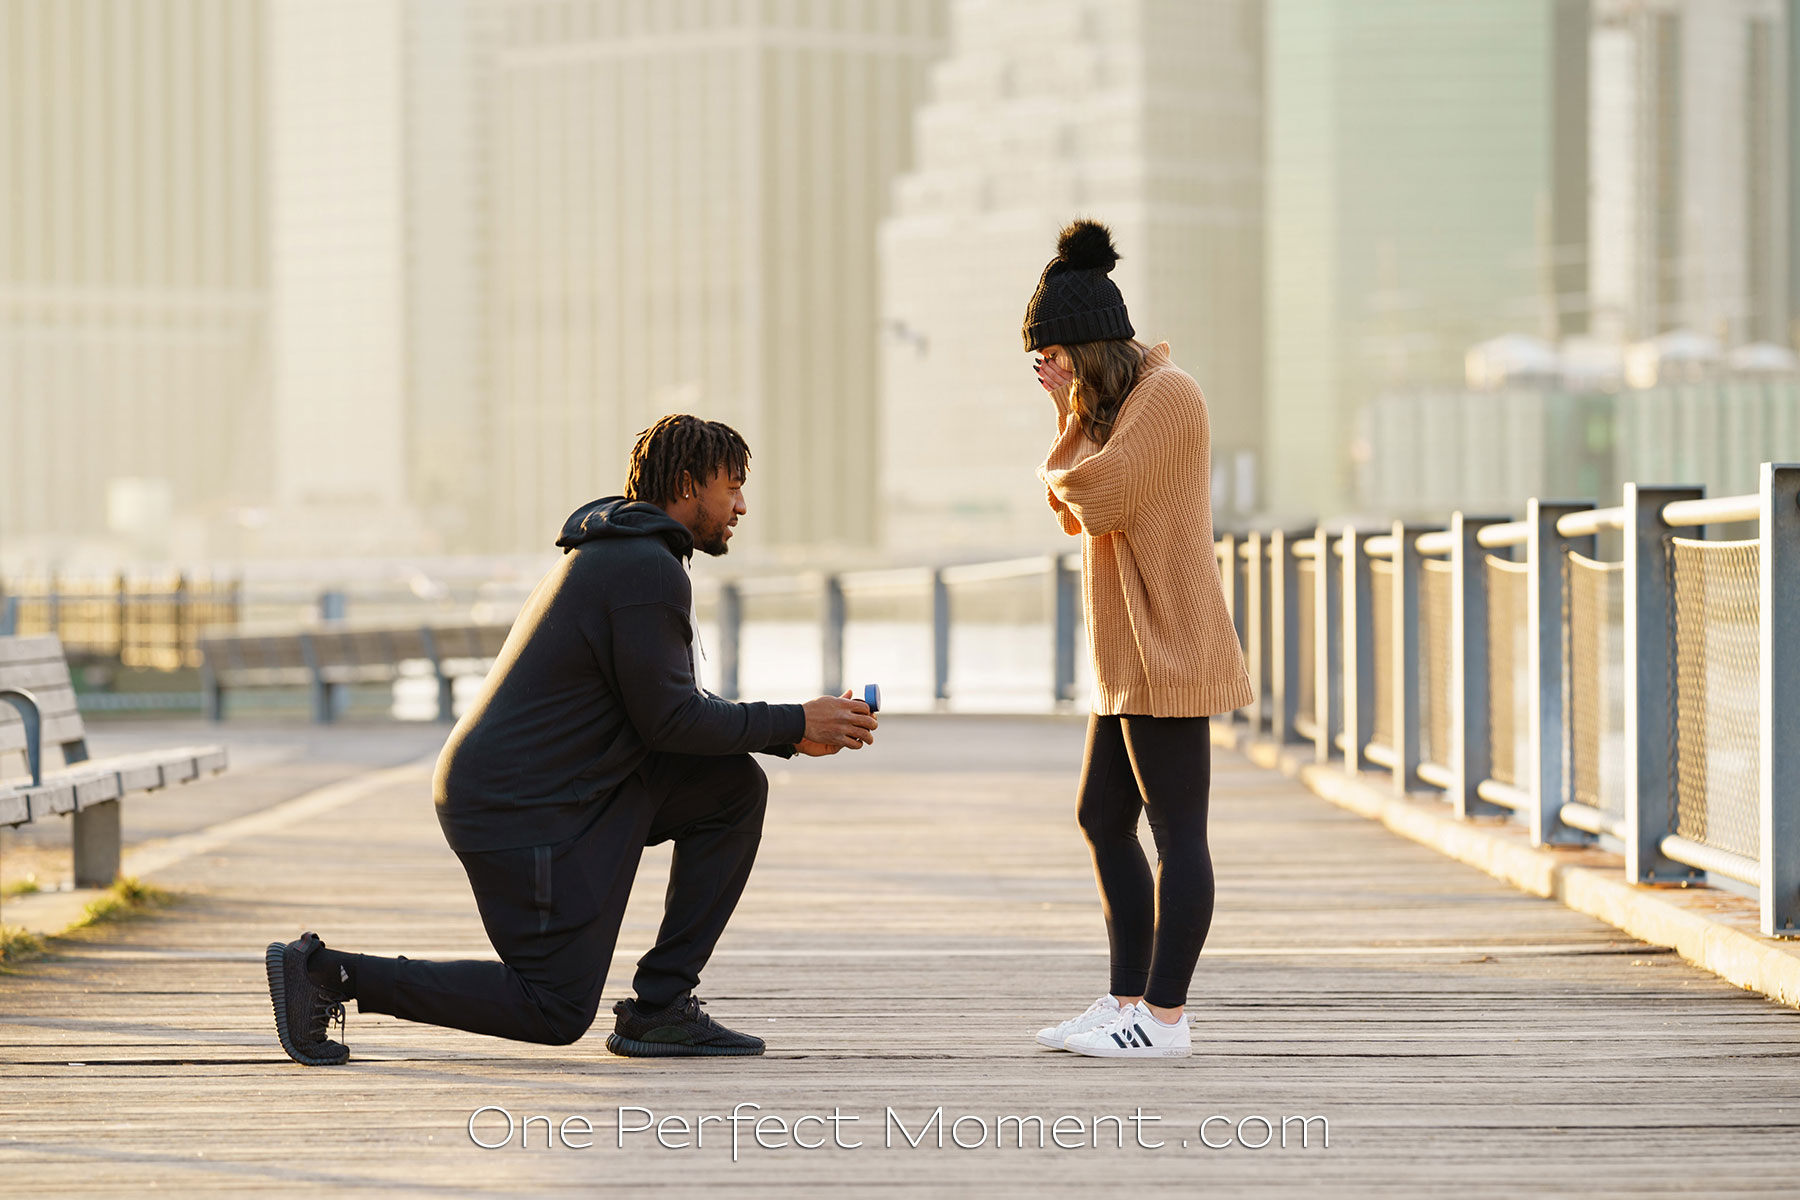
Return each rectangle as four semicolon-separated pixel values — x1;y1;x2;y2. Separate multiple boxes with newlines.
1265;0;1593;519
1589;0;1791;347
484;0;946;556
877;0;1266;555
0;0;270;562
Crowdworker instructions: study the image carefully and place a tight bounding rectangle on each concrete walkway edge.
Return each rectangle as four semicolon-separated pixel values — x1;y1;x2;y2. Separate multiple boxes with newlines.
1211;722;1800;1010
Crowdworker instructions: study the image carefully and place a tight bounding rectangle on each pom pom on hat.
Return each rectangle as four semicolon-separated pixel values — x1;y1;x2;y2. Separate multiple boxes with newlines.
1055;219;1121;274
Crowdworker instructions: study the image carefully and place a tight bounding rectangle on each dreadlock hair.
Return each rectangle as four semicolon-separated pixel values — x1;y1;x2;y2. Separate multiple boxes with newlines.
625;414;751;506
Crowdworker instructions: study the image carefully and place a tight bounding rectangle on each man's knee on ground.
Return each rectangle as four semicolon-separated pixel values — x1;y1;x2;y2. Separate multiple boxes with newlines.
533;993;600;1046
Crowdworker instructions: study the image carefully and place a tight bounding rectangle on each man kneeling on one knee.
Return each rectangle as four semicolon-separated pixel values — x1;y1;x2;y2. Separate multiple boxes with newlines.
266;414;878;1064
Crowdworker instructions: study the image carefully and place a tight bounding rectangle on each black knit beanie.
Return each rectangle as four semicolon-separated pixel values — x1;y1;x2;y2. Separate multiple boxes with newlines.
1021;219;1134;350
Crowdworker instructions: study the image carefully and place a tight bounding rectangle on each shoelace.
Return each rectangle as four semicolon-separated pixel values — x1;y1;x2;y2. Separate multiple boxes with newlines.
309;997;347;1045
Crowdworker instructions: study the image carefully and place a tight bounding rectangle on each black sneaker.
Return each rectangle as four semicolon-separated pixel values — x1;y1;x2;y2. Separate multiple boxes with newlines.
605;994;766;1057
265;932;350;1066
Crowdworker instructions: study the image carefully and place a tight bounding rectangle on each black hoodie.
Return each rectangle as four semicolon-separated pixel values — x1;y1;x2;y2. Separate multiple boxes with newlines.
432;497;806;852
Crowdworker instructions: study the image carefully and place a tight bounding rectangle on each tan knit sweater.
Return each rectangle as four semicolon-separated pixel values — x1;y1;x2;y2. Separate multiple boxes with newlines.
1036;342;1254;718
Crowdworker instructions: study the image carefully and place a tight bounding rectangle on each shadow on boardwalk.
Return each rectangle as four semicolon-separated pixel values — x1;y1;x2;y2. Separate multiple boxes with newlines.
3;715;1799;1197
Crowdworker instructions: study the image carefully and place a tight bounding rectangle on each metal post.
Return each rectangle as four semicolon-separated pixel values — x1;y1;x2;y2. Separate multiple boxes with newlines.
1270;529;1306;744
201;658;225;722
1313;524;1342;764
717;583;742;701
1391;523;1433;795
1759;463;1800;935
1624;483;1704;884
820;575;845;697
54;727;116;887
931;569;951;706
172;572;189;669
72;800;121;888
1527;499;1595;845
318;589;346;623
1216;534;1245;722
1451;514;1508;819
1051;553;1078;704
1341;528;1377;775
0;594;17;636
115;571;128;662
1245;531;1268;732
300;633;334;724
419;627;454;722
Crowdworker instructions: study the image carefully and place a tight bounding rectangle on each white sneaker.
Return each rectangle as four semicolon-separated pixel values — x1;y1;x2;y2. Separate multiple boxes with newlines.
1035;994;1121;1050
1063;1001;1191;1058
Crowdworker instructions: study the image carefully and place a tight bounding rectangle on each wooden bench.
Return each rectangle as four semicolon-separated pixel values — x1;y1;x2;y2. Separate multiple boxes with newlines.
200;623;511;723
0;635;228;886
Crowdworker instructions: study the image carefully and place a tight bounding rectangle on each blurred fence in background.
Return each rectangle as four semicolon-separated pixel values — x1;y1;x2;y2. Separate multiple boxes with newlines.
0;575;241;669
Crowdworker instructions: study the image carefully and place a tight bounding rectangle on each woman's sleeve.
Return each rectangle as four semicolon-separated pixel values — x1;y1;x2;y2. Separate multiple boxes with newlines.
1043;381;1197;537
1044;483;1083;536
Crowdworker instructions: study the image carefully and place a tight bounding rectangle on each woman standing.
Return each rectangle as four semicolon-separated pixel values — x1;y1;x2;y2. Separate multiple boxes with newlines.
1024;220;1253;1059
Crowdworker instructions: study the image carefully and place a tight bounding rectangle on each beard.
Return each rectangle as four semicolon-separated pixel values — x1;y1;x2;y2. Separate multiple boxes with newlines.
695;509;732;557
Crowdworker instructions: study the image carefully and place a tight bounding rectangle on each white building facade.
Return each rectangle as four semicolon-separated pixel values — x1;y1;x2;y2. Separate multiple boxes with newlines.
877;0;1265;556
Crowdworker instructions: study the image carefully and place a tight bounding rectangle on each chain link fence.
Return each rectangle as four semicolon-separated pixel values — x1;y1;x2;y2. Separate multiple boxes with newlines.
1297;556;1316;726
1419;558;1454;770
1485;556;1530;788
1371;557;1395;749
1670;537;1761;862
1566;551;1627;821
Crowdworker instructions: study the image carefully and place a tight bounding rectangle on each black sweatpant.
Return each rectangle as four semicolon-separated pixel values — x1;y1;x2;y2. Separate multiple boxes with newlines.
1076;714;1214;1009
354;752;768;1045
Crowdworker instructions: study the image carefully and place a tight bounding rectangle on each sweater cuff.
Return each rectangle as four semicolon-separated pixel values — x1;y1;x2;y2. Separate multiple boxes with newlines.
770;702;807;747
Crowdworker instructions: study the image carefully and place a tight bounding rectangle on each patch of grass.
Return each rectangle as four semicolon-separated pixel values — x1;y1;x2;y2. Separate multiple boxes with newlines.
0;923;45;968
1;874;42;898
75;875;172;928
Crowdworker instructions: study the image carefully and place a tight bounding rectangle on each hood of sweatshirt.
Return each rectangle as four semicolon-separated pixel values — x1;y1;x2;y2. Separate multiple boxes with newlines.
555;496;694;559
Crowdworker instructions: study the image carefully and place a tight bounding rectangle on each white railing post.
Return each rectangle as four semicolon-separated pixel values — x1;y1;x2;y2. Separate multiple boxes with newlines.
1341;528;1377;776
1451;514;1508;819
1624;483;1705;884
1526;499;1594;846
931;568;951;707
717;582;742;700
1245;531;1269;733
820;574;845;698
1759;463;1800;935
1317;521;1346;766
1270;528;1308;744
1050;553;1079;704
1391;523;1438;795
1314;523;1343;764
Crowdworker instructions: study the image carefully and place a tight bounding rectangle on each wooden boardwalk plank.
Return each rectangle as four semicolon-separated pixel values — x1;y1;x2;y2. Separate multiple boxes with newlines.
4;715;1800;1195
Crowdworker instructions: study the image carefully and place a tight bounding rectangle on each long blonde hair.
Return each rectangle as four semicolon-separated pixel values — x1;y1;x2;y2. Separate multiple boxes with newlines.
1065;337;1147;445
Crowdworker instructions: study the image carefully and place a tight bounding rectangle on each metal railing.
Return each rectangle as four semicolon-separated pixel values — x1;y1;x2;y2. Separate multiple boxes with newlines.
705;552;1085;712
0;575;241;669
1237;462;1800;938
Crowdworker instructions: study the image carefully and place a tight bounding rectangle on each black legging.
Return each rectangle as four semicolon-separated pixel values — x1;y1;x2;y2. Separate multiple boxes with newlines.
1076;714;1214;1009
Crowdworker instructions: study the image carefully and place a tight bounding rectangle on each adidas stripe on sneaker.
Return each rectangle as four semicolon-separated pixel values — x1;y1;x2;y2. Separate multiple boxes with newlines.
1062;1001;1190;1058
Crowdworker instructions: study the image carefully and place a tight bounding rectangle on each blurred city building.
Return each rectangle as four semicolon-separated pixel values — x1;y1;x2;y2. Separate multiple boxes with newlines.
485;0;947;558
0;0;270;565
1589;0;1791;348
1265;0;1595;521
5;1;1798;573
1362;334;1800;517
1;0;947;569
877;0;1266;556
